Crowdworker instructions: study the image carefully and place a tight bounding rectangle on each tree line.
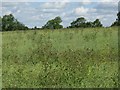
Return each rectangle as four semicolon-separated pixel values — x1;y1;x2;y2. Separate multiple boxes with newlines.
0;12;120;31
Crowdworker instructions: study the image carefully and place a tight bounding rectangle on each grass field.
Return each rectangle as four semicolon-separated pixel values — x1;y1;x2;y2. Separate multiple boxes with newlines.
2;27;118;88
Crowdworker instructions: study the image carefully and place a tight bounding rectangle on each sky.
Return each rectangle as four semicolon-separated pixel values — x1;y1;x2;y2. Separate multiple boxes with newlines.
1;0;119;28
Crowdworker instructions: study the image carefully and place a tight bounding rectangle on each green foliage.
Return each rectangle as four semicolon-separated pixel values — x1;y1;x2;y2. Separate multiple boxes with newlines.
111;21;119;26
117;11;120;25
85;22;93;27
92;19;103;27
70;17;86;28
34;26;37;29
2;27;118;88
69;17;103;28
42;17;63;29
0;17;2;31
111;12;120;26
2;14;28;31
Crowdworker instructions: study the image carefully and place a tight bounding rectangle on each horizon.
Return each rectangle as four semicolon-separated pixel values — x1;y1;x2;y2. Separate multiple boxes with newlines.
1;2;119;28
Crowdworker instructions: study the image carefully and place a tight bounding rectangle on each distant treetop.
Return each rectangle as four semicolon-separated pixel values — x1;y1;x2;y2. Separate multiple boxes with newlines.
42;16;63;29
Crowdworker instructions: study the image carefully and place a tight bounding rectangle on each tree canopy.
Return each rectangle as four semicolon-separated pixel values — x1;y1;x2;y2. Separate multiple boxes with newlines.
68;17;103;28
70;17;86;28
42;17;63;29
2;14;28;31
1;12;119;31
92;19;103;27
111;12;120;26
0;17;2;31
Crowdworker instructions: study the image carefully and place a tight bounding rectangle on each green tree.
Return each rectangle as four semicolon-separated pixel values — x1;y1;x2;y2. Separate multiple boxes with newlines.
2;14;28;31
85;22;93;27
2;14;14;31
92;19;102;27
117;11;120;25
0;17;2;31
111;12;120;26
42;16;63;29
34;26;37;29
111;21;118;26
70;17;86;28
69;17;103;28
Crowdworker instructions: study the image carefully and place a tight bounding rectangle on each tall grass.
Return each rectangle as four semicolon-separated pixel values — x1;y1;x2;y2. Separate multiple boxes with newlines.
2;27;118;88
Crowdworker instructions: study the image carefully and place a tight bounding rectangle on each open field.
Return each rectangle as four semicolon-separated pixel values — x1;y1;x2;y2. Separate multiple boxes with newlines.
2;27;118;88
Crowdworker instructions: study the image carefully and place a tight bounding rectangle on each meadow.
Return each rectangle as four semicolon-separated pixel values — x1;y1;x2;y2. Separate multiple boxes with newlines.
2;27;118;88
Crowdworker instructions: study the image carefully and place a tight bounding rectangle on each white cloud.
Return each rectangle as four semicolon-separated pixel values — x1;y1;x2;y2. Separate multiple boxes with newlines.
2;2;31;16
2;0;119;2
63;17;74;21
82;0;91;5
61;12;66;17
99;2;118;6
16;10;21;13
82;2;91;5
96;15;104;19
100;0;118;2
40;1;68;9
74;7;89;15
74;7;97;16
89;8;97;13
41;8;60;12
3;11;12;15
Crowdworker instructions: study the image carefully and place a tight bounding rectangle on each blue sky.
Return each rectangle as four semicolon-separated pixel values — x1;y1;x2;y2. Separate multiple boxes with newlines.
1;1;119;28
